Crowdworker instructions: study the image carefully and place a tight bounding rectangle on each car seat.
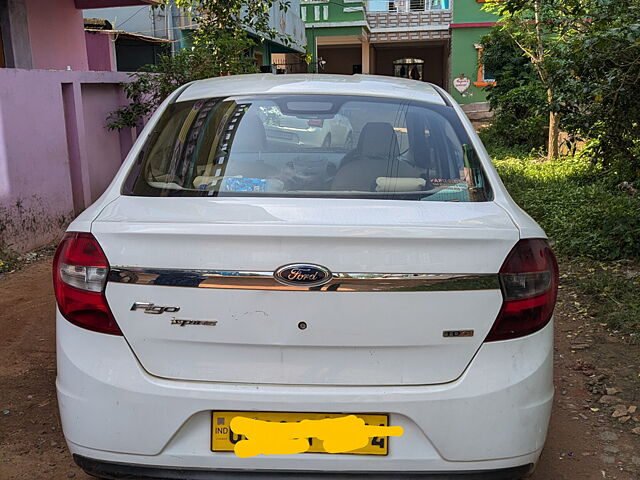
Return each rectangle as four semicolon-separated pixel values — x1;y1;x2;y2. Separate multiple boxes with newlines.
331;122;422;192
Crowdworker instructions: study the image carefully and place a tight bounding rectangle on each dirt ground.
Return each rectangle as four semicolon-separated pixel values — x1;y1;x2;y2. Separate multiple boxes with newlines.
1;259;639;479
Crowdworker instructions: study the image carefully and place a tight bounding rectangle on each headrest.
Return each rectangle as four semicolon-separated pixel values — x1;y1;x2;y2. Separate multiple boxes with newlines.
357;122;399;159
232;112;267;152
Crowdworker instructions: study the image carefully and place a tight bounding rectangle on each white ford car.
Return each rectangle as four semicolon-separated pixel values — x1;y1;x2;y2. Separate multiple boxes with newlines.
54;74;558;480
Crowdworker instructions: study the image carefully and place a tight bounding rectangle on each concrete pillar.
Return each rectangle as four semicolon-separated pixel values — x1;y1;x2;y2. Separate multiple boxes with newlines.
0;0;33;68
369;45;376;75
60;81;92;213
361;39;370;74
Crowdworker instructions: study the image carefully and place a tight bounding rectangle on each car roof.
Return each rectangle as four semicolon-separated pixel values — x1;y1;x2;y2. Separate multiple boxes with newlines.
176;74;446;106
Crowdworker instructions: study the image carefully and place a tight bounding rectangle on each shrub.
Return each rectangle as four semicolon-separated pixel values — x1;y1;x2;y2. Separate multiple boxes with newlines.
493;153;640;260
480;83;548;151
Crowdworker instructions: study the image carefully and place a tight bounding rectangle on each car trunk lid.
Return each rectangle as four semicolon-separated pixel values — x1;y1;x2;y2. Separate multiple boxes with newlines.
94;196;518;386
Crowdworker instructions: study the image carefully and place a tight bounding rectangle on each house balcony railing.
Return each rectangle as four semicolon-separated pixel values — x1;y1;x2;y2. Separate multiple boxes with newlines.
364;0;452;42
365;0;451;13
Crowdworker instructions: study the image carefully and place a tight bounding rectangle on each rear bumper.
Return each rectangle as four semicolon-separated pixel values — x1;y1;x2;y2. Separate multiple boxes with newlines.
57;312;553;473
73;455;533;480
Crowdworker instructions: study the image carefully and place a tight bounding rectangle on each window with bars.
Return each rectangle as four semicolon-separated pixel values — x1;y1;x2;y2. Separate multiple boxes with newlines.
383;0;448;12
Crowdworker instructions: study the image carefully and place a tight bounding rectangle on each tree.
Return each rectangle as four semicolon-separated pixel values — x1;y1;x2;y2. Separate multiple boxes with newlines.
108;0;292;130
556;0;640;179
483;0;577;160
483;0;640;177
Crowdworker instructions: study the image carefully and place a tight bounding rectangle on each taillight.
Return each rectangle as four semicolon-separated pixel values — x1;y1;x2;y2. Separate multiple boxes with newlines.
486;239;559;342
52;232;121;335
307;119;324;127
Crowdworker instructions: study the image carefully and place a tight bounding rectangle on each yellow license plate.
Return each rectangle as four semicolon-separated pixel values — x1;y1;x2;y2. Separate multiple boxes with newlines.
211;411;390;455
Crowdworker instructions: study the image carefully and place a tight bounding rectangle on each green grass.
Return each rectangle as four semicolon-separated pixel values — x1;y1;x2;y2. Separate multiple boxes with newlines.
492;151;640;260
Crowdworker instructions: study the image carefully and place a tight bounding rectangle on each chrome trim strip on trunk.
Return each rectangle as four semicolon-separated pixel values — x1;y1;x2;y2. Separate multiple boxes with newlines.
108;268;500;292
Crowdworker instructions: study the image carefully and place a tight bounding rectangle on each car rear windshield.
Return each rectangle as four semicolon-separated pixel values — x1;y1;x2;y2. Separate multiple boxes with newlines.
122;94;492;202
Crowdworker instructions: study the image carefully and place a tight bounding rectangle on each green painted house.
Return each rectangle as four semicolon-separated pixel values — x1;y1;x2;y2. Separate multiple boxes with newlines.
301;0;497;105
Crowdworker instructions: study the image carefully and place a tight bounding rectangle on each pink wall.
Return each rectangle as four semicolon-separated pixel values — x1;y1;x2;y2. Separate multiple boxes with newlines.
81;84;126;198
0;71;74;251
25;0;89;70
0;69;134;252
85;31;117;71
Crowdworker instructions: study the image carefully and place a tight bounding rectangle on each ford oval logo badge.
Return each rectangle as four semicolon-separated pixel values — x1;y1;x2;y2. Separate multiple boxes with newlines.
274;263;332;287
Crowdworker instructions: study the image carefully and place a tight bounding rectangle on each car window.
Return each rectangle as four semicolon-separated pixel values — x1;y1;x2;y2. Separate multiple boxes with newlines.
123;94;492;202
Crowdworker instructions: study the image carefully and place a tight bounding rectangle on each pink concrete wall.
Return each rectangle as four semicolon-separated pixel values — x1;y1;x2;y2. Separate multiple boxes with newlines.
85;31;117;71
0;69;134;252
25;0;89;70
81;84;126;199
0;71;75;251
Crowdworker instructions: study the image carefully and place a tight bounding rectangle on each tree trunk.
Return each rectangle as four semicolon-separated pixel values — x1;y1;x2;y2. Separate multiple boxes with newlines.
547;88;559;160
548;111;560;160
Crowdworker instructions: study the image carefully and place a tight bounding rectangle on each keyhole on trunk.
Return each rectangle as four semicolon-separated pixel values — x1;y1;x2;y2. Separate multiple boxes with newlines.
298;321;307;330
